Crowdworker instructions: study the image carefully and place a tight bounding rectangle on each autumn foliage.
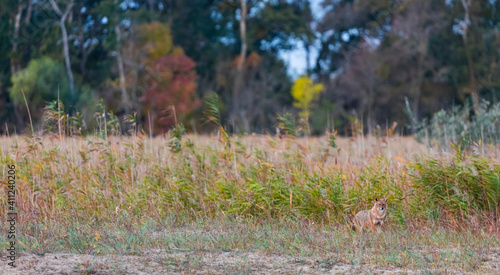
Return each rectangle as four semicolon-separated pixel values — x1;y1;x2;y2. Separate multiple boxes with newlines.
141;54;200;134
291;75;324;120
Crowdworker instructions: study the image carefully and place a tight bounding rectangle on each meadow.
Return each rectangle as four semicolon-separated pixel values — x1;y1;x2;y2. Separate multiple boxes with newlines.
0;133;499;274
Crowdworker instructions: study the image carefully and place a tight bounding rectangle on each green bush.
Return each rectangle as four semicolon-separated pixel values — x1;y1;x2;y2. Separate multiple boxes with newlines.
407;99;500;149
409;154;500;221
9;57;95;129
9;57;72;112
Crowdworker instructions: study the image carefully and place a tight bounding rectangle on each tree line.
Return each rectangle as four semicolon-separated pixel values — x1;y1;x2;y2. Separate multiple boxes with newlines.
0;0;498;135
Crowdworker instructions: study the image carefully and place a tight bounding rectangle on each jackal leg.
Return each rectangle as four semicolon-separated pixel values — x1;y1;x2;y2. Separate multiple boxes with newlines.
370;221;375;232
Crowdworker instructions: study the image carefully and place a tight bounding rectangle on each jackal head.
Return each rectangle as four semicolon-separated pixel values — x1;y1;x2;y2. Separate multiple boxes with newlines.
373;198;388;214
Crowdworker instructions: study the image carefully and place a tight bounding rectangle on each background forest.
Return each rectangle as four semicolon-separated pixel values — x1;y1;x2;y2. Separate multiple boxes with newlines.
1;1;500;272
0;0;499;136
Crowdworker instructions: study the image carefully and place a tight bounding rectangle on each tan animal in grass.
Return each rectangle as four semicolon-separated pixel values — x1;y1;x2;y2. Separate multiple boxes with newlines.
352;198;388;233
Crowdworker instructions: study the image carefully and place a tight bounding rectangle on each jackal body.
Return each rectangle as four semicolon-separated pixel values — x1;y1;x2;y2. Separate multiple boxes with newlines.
353;198;388;233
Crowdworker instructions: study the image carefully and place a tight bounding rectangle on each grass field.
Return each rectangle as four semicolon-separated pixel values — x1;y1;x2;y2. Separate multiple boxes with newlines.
0;134;499;274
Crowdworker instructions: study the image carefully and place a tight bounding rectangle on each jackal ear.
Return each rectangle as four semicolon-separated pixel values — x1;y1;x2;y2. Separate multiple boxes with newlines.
375;198;378;201
384;198;388;203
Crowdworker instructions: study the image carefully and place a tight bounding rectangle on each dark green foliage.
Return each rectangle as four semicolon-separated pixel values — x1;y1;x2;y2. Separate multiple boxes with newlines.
248;0;314;53
277;112;296;137
0;0;500;135
204;92;230;152
317;0;500;133
124;112;138;135
169;123;186;153
94;99;121;138
9;57;71;112
204;92;223;128
310;99;337;135
328;131;337;149
0;0;314;134
408;99;500;149
42;100;83;136
43;100;66;134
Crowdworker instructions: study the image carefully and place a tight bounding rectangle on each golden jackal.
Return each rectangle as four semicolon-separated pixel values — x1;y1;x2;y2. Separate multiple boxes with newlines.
353;198;388;233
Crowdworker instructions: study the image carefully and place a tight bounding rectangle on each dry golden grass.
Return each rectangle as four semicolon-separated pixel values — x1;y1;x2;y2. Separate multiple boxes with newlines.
0;134;499;273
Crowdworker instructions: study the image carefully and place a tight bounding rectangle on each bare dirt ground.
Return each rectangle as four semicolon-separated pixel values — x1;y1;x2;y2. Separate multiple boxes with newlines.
1;248;499;274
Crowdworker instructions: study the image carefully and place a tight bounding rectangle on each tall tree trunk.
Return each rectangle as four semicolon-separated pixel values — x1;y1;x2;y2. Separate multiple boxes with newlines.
128;24;140;121
115;25;130;114
367;84;374;135
77;7;94;80
50;0;75;98
60;4;75;98
232;0;247;132
305;40;311;76
410;38;427;134
460;0;479;114
167;0;175;26
25;0;32;24
10;2;23;75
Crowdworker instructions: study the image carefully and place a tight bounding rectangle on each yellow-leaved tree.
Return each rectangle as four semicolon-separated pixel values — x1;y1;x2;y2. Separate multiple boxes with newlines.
291;75;324;120
136;21;184;64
